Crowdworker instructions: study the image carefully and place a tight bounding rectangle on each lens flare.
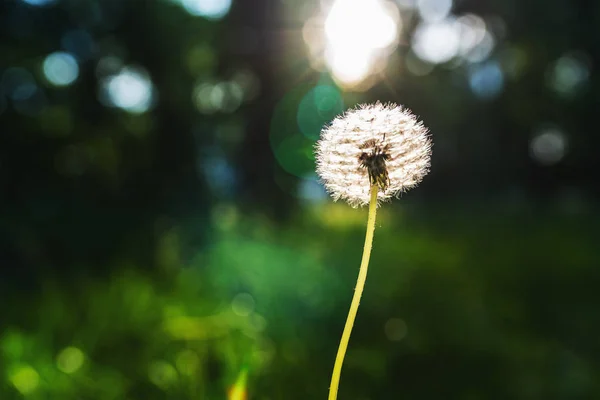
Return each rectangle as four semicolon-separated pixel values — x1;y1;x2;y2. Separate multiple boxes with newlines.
227;369;248;400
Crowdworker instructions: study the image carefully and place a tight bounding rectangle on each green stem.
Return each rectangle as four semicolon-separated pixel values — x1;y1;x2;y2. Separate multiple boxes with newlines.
328;185;379;400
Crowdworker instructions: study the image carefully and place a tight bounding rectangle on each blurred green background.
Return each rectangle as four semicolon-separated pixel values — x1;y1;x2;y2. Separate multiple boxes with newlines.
1;0;600;398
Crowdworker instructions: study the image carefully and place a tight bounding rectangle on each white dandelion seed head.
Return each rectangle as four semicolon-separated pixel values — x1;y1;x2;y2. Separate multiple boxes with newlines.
315;102;432;207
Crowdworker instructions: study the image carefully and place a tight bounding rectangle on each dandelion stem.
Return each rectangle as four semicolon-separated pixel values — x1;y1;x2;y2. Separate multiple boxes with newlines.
329;184;379;400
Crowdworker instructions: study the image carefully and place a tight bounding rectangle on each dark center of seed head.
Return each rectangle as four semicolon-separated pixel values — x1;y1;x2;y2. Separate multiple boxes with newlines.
358;141;391;191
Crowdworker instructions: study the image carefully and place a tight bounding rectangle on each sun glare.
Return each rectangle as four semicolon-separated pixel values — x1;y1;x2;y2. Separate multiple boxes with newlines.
305;0;400;89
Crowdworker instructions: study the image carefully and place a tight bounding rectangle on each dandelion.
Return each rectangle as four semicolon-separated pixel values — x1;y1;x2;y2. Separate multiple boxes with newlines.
316;102;431;207
316;102;431;400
